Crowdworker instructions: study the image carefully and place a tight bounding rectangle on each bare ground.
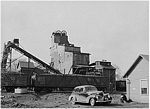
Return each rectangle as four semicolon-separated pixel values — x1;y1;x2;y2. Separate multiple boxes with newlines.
1;90;149;108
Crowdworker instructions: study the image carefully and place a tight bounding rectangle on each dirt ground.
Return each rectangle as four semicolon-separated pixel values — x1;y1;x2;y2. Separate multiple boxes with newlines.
1;90;149;108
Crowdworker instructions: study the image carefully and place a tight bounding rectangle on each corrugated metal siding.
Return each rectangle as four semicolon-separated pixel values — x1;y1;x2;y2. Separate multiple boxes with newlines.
50;44;74;74
73;53;89;65
127;58;149;103
63;52;73;74
50;45;65;72
65;46;80;52
102;69;116;92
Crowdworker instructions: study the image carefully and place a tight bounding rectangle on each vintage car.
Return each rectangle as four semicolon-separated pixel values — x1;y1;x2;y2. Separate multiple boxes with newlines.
68;85;112;106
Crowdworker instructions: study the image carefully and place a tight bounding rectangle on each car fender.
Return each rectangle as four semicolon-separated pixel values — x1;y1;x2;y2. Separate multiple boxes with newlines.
86;94;96;103
69;95;77;102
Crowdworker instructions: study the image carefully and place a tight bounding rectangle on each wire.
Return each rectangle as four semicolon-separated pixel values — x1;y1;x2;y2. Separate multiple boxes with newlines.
6;54;24;70
11;55;24;63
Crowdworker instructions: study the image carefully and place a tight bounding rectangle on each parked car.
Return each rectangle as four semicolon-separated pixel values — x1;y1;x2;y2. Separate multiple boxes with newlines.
68;85;112;106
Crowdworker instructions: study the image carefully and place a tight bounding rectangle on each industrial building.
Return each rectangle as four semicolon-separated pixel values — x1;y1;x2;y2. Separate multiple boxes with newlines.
89;61;116;91
1;30;116;92
50;30;116;92
50;30;90;74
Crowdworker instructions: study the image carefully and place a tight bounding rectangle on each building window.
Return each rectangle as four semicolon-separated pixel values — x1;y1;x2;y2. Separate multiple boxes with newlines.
141;88;147;94
140;79;148;95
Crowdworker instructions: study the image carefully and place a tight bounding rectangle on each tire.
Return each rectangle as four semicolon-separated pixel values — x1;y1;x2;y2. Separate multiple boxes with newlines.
70;97;76;105
5;87;13;92
34;87;41;93
90;98;96;106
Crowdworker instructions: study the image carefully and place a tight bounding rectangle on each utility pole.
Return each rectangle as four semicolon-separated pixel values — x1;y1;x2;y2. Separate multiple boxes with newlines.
9;48;12;71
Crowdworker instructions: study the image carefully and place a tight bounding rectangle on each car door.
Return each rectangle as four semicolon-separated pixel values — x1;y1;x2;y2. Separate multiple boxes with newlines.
74;88;80;102
78;88;88;103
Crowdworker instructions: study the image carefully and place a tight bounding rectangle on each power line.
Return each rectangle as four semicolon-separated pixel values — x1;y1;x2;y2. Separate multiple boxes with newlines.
6;54;24;70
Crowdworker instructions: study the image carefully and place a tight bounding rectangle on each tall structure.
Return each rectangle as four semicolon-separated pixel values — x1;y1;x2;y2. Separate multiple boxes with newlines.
50;30;90;74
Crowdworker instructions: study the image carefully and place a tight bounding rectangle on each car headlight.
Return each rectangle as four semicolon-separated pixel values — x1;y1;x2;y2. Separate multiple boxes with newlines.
104;96;108;101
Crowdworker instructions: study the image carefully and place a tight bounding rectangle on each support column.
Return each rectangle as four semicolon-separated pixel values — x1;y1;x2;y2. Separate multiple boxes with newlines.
126;78;131;100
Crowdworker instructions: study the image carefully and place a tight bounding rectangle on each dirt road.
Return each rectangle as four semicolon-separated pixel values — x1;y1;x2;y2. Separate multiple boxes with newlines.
1;90;149;108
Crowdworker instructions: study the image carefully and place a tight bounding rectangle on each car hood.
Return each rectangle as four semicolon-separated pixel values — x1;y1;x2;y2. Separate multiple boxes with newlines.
86;91;103;95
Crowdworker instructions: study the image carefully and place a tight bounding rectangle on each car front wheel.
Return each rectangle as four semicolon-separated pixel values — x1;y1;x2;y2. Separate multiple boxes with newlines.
90;98;96;106
70;97;76;105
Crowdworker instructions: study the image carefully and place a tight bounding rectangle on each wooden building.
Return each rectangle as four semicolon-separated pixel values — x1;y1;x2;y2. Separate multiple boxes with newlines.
89;61;116;92
123;54;149;103
70;61;116;92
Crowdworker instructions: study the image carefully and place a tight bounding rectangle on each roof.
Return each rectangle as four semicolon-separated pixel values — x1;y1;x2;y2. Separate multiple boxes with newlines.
89;61;115;69
18;61;35;68
75;85;96;89
123;54;149;78
73;65;94;68
74;52;91;55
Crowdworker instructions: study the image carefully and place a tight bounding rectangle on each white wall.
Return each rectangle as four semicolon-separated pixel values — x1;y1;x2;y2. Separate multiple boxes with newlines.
127;58;149;103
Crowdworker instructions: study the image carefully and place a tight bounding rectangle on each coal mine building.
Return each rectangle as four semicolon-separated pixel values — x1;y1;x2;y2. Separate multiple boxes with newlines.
50;30;90;74
50;30;116;92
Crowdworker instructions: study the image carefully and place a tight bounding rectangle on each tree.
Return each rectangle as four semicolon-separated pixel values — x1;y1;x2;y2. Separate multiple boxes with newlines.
112;64;124;80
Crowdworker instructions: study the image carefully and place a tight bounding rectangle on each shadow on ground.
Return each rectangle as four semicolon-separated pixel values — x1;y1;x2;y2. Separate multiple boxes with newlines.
74;102;123;107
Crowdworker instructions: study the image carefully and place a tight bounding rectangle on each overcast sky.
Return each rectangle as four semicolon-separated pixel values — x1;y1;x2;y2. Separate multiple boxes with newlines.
1;1;149;74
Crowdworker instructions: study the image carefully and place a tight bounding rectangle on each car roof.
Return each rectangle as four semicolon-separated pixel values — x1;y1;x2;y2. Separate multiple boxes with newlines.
74;85;96;89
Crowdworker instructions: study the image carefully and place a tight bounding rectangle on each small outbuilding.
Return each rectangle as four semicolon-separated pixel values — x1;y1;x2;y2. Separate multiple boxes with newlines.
89;61;116;92
17;61;35;74
123;54;149;103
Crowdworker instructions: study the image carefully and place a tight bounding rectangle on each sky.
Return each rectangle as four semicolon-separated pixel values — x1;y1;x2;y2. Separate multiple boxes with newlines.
1;1;149;74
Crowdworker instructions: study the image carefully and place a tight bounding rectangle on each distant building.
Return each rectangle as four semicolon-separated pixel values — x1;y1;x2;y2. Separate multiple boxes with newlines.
17;61;35;74
123;54;149;103
50;30;90;74
89;61;116;92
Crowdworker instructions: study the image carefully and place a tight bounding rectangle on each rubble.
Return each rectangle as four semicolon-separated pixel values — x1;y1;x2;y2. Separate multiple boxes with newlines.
1;91;149;108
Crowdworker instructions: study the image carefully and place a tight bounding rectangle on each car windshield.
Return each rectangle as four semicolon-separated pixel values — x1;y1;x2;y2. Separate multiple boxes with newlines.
85;86;97;92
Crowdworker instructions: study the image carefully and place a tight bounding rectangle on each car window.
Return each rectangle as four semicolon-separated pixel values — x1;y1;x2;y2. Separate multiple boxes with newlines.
79;88;84;93
73;88;76;92
73;88;80;93
85;86;97;92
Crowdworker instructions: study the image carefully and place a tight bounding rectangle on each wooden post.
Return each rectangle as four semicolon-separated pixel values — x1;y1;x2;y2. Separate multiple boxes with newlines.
28;58;30;73
126;78;131;100
9;48;12;71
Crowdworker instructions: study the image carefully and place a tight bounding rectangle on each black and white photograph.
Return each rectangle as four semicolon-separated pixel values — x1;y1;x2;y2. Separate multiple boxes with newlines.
1;0;149;108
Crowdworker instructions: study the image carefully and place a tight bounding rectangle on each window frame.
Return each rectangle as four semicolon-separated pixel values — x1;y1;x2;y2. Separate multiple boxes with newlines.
140;79;148;96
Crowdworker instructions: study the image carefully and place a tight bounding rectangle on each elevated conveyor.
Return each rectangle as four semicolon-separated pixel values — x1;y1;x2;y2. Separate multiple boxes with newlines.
1;41;61;74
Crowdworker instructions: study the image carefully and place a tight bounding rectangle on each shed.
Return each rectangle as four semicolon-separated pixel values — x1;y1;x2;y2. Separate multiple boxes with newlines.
17;61;35;74
89;61;116;92
123;54;149;103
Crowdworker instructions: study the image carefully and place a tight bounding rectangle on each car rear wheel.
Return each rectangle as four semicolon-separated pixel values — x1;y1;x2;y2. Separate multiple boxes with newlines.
90;98;96;106
70;97;76;105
